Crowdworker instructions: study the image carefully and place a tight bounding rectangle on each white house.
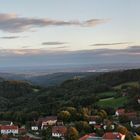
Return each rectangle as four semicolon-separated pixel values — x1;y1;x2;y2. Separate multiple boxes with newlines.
40;116;57;129
31;126;39;131
1;125;18;135
52;126;67;138
88;115;99;125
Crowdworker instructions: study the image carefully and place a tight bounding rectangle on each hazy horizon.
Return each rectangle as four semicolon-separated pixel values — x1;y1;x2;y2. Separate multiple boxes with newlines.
0;0;140;69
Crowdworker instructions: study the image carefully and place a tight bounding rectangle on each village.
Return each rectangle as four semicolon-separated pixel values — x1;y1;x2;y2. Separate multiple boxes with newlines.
0;106;139;140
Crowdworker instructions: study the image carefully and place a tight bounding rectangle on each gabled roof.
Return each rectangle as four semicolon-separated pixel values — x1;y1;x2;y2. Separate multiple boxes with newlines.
125;112;137;119
0;125;18;130
52;126;67;134
103;132;124;140
79;133;96;140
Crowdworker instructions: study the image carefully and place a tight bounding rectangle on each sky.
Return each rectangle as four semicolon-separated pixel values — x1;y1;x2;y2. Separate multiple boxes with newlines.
0;0;140;68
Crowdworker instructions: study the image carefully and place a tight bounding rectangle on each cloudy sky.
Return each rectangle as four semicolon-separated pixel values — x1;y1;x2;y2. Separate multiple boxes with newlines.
0;0;140;68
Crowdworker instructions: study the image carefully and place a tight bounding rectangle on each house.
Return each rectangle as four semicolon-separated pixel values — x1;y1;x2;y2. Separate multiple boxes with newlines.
94;124;102;130
37;116;57;129
125;112;137;119
79;133;102;140
31;126;39;131
102;132;125;140
0;125;18;135
103;120;115;130
56;121;64;126
103;124;115;130
115;109;125;116
116;109;137;119
79;133;96;140
130;118;140;128
52;126;67;138
88;116;100;125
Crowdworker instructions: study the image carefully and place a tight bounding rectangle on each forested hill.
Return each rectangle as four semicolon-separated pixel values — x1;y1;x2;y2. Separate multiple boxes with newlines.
84;68;140;86
0;69;139;115
0;80;34;98
27;72;96;87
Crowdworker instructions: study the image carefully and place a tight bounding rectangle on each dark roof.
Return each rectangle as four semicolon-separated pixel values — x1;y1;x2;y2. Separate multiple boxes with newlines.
131;118;140;124
38;116;57;122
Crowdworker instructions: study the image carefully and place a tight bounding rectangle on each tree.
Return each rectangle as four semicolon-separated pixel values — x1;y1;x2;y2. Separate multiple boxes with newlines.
75;121;91;133
135;127;140;135
117;125;128;135
58;111;71;123
66;127;79;140
97;109;107;119
134;135;140;140
119;115;129;123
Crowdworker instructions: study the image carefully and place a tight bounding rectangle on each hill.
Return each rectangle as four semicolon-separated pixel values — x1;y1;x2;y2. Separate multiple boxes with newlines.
27;72;96;87
0;72;97;87
0;69;139;118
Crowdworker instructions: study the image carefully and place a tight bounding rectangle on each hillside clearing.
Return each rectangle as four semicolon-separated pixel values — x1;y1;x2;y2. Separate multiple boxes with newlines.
97;97;127;108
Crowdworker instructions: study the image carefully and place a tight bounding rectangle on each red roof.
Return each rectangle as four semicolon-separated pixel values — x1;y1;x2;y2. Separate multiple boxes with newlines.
125;112;137;118
94;124;101;129
103;132;124;139
79;133;96;140
19;128;27;133
52;126;67;135
0;125;18;130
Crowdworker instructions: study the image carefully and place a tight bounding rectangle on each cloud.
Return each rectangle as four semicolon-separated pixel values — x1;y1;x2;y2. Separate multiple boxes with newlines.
90;42;130;46
0;13;108;33
0;36;20;39
42;41;67;45
127;46;140;50
83;19;109;27
0;46;140;67
1;45;140;56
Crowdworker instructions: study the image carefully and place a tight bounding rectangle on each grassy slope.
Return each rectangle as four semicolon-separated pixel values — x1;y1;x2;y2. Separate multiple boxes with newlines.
97;96;127;108
98;91;117;99
113;81;139;89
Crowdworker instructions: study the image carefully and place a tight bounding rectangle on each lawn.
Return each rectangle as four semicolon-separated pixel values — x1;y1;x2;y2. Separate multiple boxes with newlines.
98;91;117;99
97;96;127;108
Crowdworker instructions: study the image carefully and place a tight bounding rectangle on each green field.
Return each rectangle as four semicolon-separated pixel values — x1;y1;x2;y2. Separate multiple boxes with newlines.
114;81;139;89
97;96;127;108
98;91;117;99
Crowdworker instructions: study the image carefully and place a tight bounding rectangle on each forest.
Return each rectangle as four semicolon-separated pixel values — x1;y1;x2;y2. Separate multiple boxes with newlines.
0;69;139;124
